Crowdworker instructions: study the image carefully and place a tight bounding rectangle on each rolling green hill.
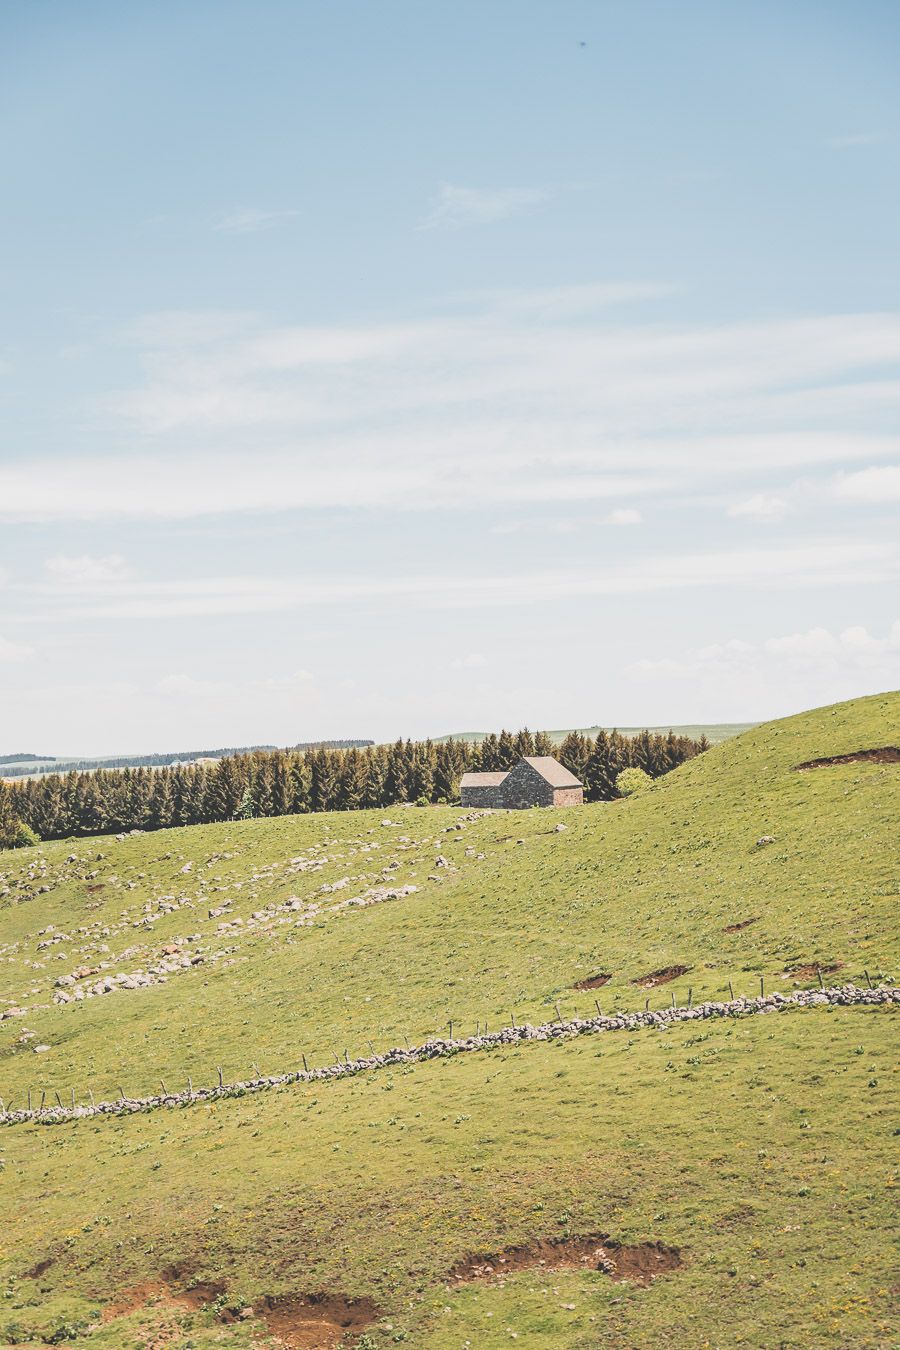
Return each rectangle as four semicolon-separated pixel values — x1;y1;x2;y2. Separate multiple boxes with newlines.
0;691;897;1349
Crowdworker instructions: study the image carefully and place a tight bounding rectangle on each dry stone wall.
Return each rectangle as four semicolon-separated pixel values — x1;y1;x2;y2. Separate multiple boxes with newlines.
1;983;894;1129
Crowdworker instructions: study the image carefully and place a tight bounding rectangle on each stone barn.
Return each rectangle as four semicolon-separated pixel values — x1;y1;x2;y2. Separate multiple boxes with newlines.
460;755;584;809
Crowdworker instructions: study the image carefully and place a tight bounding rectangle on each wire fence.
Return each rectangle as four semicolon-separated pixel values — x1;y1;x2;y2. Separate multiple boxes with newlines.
1;980;896;1129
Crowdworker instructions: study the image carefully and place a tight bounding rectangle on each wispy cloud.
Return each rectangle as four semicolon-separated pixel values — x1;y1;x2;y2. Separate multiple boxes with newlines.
827;132;881;149
603;508;643;526
213;208;300;235
727;493;789;523
629;619;900;676
0;635;35;663
10;540;896;624
44;553;135;584
451;652;489;669
421;182;548;229
832;464;900;502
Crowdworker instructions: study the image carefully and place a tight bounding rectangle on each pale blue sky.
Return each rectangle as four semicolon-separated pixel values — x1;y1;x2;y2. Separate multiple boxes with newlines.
1;0;899;754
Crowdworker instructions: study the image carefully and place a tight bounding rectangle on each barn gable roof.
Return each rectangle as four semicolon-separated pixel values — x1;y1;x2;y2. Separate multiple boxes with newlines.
459;770;510;788
521;755;583;788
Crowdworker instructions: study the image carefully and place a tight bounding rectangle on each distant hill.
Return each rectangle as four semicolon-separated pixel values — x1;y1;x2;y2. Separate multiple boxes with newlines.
436;721;757;745
0;739;374;779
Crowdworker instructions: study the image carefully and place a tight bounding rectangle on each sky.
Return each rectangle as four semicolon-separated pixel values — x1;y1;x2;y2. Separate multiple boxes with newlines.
1;0;899;755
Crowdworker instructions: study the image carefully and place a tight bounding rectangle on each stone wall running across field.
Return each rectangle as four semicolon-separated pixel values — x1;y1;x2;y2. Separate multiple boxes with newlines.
1;983;895;1129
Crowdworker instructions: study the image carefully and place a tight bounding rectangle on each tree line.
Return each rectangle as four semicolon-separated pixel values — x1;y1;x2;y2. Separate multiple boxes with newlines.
0;728;707;847
0;739;375;779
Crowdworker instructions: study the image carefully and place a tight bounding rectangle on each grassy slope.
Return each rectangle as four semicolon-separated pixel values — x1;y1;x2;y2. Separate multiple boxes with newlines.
1;690;898;1348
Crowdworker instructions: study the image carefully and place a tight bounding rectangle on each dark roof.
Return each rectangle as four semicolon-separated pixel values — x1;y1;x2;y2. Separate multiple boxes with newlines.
521;755;583;788
460;770;510;788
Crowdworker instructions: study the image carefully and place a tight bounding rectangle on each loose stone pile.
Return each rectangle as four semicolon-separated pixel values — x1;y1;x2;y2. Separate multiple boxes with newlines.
2;983;894;1128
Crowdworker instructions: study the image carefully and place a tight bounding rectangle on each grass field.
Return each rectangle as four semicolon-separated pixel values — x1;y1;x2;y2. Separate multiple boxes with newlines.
1;691;897;1348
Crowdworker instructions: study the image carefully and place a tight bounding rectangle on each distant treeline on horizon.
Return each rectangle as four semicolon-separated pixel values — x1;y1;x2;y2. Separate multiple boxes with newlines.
5;728;706;843
0;740;376;778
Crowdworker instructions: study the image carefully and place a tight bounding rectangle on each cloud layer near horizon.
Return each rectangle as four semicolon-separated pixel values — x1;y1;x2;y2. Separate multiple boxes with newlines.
2;293;900;523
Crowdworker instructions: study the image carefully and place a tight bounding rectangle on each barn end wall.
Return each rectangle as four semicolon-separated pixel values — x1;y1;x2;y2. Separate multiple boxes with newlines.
552;787;584;807
496;763;555;809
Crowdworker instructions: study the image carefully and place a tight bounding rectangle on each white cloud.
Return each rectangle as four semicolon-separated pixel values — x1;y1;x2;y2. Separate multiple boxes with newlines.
471;281;678;316
0;635;34;663
603;508;643;526
213;208;300;235
12;540;897;624
832;465;900;503
451;653;489;669
727;493;789;523
44;554;135;584
2;298;900;535
421;182;548;229
155;673;232;698
628;620;900;680
827;132;881;149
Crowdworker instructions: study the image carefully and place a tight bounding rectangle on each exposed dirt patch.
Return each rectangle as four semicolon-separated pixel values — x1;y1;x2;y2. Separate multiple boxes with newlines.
253;1293;380;1349
632;965;691;989
448;1235;681;1288
723;916;760;933
792;746;900;771
101;1283;172;1322
783;961;844;981
574;972;612;990
24;1257;54;1279
86;883;106;893
102;1280;377;1349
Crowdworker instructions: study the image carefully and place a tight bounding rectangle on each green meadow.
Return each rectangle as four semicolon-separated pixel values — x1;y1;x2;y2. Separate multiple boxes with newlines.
1;691;897;1348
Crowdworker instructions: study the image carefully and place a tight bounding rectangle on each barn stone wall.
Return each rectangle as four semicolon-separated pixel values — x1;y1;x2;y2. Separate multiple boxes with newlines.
460;783;505;808
496;762;555;809
552;786;584;807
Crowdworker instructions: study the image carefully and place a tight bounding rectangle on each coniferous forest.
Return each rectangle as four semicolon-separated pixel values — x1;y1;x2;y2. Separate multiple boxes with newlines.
1;728;706;846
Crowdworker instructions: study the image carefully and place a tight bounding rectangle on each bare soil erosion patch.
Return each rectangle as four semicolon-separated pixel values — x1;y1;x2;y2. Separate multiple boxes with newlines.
574;972;612;990
449;1236;681;1288
784;961;844;981
632;965;690;989
792;746;900;771
103;1282;378;1349
723;916;760;933
253;1293;380;1349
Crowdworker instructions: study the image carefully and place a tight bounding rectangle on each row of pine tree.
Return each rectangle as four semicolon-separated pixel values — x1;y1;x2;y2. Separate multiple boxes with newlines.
3;728;706;845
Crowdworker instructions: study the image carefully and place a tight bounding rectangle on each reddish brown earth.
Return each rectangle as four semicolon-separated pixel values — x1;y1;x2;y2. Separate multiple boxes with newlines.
723;917;760;933
792;746;899;771
783;961;844;981
632;965;691;989
253;1293;380;1349
448;1235;682;1287
101;1277;378;1349
574;972;612;990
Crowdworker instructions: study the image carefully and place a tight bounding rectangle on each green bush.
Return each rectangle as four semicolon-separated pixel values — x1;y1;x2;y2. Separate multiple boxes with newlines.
12;821;40;848
615;766;653;797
